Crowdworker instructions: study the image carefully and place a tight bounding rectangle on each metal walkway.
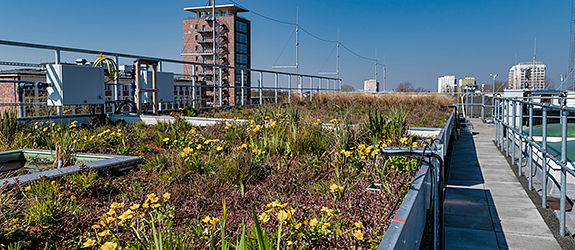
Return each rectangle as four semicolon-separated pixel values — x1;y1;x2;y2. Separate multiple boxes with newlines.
444;118;561;249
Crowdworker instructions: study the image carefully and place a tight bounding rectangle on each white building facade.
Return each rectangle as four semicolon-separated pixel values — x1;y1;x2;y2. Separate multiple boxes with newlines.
437;75;456;93
364;79;379;93
508;62;546;90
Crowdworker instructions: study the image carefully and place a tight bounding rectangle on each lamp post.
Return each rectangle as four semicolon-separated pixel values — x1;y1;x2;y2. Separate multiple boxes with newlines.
490;73;498;121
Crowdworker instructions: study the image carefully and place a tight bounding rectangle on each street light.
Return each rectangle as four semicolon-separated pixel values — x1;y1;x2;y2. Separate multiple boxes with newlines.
490;73;498;121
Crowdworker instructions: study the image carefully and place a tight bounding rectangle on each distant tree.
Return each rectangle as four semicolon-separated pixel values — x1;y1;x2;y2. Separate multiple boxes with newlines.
341;84;355;92
396;82;414;92
415;87;426;92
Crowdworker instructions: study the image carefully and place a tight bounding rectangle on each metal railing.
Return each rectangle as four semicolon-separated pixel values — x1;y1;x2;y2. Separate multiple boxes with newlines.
494;96;574;237
378;108;457;250
0;39;341;117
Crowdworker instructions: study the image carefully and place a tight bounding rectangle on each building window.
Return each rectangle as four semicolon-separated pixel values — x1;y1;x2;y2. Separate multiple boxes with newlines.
202;25;205;31
200;12;205;18
236;43;247;54
237;33;248;44
203;58;206;63
196;56;198;61
195;45;198;51
195;24;198;29
236;54;248;64
236;21;248;33
215;11;220;17
195;35;198;40
222;11;227;16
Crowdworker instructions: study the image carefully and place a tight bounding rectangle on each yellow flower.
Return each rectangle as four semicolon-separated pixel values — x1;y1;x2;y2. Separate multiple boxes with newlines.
354;220;363;228
280;202;288;208
92;224;101;230
316;118;321;125
309;218;318;227
110;202;123;209
259;213;270;223
321;224;327;231
83;238;95;248
100;242;117;250
353;230;364;240
294;222;302;229
287;241;293;246
43;127;48;132
399;137;409;144
325;209;334;216
98;230;109;237
329;184;339;193
142;202;149;209
51;180;56;185
11;218;18;223
277;210;289;221
216;146;223;151
163;138;170;142
266;199;281;208
163;193;171;201
106;209;115;216
147;193;159;203
335;228;342;235
119;209;135;220
196;144;202;150
209;217;221;224
152;203;160;208
412;142;418;147
25;186;31;191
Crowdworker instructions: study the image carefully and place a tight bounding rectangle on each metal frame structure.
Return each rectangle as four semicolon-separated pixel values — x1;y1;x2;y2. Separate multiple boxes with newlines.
0;39;341;117
494;96;574;237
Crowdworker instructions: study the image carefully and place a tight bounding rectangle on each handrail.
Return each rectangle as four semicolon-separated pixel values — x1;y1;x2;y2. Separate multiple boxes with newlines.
494;96;572;237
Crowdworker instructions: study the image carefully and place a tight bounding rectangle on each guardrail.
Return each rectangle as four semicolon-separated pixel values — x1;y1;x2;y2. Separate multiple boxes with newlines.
494;96;574;237
0;39;341;117
377;108;457;250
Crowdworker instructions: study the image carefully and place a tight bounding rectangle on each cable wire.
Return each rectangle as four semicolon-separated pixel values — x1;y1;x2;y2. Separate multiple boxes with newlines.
318;44;337;73
228;0;379;63
272;27;297;66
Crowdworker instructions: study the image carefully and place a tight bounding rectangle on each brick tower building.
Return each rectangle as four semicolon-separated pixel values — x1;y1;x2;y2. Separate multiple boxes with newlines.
183;4;251;106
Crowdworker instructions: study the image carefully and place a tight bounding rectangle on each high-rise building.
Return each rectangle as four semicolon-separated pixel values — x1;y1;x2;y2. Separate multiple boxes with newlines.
183;4;251;106
508;62;546;90
437;75;456;93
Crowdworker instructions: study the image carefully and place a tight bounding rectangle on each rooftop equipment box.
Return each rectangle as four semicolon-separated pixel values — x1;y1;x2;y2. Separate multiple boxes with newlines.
46;64;104;106
140;71;174;103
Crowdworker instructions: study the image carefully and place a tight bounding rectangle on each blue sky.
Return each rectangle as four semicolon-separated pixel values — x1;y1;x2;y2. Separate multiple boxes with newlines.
0;0;573;91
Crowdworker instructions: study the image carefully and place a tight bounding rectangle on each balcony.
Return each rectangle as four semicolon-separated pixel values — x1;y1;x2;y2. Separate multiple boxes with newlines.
197;29;213;33
198;40;213;44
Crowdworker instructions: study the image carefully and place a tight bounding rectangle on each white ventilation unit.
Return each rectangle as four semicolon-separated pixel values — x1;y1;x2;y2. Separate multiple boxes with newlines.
46;64;105;106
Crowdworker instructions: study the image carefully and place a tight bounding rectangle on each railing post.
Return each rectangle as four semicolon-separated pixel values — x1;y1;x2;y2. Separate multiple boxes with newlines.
288;75;291;103
495;98;499;146
275;73;278;104
259;72;263;105
192;66;196;109
470;94;474;118
512;98;517;166
528;103;534;190
542;106;548;208
310;77;313;102
218;68;222;107
241;70;245;106
560;109;569;236
506;99;510;157
482;92;485;121
518;102;524;176
500;99;504;148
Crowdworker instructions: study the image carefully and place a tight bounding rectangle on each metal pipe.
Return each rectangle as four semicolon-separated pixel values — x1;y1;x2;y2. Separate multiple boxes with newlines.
495;98;499;145
560;109;569;236
542;107;548;208
288;75;291;103
275;73;278;104
310;77;313;102
529;104;534;190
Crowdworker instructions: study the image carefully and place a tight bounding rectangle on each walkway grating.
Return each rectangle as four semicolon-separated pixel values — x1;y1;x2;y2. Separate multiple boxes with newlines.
444;118;561;249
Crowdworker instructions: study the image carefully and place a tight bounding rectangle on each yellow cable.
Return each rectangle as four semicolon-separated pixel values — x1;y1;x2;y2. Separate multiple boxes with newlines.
92;55;118;83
